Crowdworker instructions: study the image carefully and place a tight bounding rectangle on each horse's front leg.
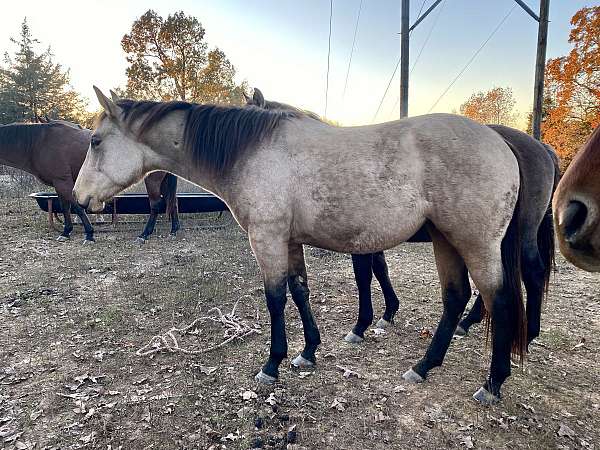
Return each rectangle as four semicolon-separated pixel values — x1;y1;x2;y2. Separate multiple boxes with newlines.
345;253;374;343
287;243;321;369
250;232;290;384
372;251;400;328
456;293;485;336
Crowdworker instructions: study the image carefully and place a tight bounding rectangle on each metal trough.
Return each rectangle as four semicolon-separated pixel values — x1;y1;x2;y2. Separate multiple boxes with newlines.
30;191;228;228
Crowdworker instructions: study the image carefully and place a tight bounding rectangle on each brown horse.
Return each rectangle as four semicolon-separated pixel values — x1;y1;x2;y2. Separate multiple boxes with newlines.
0;120;179;242
554;125;600;271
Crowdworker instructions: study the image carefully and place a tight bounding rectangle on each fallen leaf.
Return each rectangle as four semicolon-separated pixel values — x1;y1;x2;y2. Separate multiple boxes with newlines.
558;423;576;439
265;392;277;406
330;397;347;412
241;390;257;401
460;435;474;448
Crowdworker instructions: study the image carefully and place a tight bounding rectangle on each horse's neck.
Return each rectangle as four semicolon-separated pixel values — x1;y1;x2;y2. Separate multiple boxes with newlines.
0;138;34;173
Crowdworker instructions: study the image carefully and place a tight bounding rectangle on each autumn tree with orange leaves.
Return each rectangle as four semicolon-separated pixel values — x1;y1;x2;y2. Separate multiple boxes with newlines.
542;6;600;171
459;86;518;126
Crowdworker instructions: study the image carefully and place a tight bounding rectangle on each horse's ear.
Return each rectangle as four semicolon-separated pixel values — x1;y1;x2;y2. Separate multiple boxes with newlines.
94;86;121;119
253;88;265;107
242;91;251;103
109;89;120;103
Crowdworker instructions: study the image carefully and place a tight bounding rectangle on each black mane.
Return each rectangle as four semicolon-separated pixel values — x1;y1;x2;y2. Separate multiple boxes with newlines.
114;99;302;175
0;122;58;152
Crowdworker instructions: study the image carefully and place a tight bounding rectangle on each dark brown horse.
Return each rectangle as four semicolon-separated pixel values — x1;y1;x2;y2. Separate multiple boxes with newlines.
554;125;600;272
0;121;179;242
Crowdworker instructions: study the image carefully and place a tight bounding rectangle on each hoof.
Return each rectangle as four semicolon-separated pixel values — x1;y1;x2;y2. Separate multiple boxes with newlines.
473;386;500;405
291;354;315;369
255;370;277;385
455;325;467;337
83;239;95;245
376;318;391;329
402;368;424;383
135;237;147;244
344;331;364;344
56;235;69;242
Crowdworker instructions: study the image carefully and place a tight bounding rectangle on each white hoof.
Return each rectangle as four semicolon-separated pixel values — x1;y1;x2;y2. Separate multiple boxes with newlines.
255;370;277;385
472;386;500;405
135;237;147;244
56;235;69;242
344;332;364;344
83;239;95;245
376;318;391;329
455;325;467;337
291;354;315;369
402;368;424;383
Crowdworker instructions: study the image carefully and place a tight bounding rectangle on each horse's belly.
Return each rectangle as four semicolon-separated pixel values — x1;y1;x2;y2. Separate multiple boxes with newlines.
294;202;426;254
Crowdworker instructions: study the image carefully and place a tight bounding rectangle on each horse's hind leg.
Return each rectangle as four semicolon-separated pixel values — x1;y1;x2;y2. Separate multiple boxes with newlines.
372;251;400;328
456;293;485;336
288;243;322;368
345;254;374;343
522;242;545;345
56;194;74;241
403;227;471;383
139;174;164;242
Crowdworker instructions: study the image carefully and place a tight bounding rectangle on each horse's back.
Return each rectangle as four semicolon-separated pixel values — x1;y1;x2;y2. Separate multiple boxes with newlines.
257;114;521;253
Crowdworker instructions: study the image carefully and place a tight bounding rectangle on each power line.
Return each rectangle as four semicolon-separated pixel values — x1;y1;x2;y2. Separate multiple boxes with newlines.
324;0;333;117
389;0;446;119
427;4;517;113
372;0;428;123
342;0;363;100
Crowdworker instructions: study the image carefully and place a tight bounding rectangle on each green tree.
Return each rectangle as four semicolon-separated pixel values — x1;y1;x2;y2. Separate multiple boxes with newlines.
121;10;246;104
0;18;88;124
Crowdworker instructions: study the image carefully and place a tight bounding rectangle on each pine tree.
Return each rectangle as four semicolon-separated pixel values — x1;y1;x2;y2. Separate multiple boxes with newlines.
0;18;88;124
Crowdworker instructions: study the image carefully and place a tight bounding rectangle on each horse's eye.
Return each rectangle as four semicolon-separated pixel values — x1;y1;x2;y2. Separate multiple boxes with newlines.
91;135;102;148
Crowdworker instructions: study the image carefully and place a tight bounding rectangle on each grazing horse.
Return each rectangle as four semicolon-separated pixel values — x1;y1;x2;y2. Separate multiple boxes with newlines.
75;87;526;404
245;89;559;345
553;125;600;272
0;120;179;242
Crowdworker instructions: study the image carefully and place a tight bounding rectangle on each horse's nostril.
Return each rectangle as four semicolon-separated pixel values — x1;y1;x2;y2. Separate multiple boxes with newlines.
563;200;588;241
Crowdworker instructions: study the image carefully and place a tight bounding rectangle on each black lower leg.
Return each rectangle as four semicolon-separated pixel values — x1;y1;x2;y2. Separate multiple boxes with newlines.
72;204;94;241
457;293;485;334
140;208;160;240
169;210;180;235
485;293;512;397
413;274;470;378
372;251;399;322
261;280;288;379
523;251;545;345
58;198;73;237
289;275;321;363
351;253;374;338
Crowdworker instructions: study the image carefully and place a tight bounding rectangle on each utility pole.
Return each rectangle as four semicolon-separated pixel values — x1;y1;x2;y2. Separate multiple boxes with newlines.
532;0;550;140
400;0;410;118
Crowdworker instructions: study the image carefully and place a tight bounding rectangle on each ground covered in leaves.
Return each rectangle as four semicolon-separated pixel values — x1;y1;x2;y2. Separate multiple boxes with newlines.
0;198;599;449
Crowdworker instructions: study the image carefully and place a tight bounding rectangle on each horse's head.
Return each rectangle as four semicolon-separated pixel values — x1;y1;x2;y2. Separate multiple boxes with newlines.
73;86;147;212
553;128;600;272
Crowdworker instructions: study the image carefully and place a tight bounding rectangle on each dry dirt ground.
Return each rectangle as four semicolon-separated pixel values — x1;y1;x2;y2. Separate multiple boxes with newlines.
1;198;599;450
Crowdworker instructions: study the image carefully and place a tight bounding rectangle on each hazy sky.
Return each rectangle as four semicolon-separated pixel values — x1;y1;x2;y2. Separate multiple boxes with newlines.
0;0;594;126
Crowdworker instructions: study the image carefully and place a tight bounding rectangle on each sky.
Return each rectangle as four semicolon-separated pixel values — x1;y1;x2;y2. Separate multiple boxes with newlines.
0;0;595;127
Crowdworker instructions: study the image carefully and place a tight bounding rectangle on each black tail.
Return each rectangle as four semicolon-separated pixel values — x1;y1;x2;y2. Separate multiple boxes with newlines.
538;144;561;297
160;173;178;217
494;145;527;362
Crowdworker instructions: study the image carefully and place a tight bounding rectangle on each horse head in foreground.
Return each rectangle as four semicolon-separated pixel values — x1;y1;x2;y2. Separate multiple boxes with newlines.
553;126;600;272
76;86;525;405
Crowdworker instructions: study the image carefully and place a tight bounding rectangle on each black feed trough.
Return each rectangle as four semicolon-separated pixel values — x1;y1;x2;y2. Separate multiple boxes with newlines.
30;191;228;228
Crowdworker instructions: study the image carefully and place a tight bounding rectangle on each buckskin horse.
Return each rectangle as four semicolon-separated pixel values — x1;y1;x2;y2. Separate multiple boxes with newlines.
554;125;600;272
0;120;179;242
75;86;527;404
246;88;559;346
